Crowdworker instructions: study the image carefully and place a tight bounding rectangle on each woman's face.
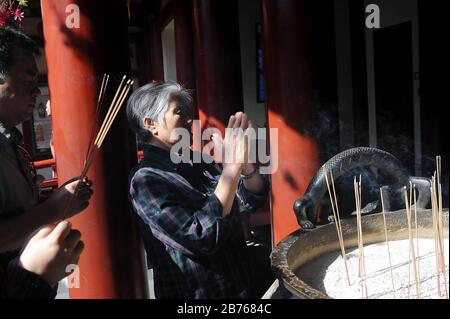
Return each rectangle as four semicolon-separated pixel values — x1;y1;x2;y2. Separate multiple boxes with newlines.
151;96;192;150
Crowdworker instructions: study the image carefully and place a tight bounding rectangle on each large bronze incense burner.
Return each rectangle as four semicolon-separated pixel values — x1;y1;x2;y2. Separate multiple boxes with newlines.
271;209;449;299
272;148;448;299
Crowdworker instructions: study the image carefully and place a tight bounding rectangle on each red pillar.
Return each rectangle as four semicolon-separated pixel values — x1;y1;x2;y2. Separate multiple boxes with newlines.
41;0;147;298
262;0;323;244
192;0;243;134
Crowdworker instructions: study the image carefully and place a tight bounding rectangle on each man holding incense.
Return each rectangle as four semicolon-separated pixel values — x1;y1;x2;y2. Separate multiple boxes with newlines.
127;82;269;298
0;26;93;297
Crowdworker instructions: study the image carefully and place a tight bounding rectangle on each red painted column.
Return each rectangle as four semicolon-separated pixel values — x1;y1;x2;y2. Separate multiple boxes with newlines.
41;0;147;298
262;0;323;244
192;0;243;134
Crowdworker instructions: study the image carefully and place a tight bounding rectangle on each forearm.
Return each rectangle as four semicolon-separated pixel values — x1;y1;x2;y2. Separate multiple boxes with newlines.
0;202;55;252
214;166;241;218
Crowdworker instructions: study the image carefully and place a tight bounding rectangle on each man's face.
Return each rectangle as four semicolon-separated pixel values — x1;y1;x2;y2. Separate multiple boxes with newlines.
0;52;40;128
153;96;192;149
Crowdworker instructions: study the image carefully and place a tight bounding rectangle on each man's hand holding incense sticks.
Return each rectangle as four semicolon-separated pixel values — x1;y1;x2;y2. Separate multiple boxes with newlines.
47;178;93;220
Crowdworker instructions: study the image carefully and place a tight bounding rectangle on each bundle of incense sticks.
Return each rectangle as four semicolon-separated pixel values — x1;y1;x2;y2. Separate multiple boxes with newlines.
63;74;134;218
324;169;350;285
431;156;448;299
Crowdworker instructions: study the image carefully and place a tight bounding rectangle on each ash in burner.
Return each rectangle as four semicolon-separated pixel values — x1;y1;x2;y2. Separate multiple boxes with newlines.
296;238;449;299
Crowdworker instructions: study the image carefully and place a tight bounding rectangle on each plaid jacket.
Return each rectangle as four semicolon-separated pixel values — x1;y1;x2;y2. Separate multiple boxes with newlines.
129;144;269;299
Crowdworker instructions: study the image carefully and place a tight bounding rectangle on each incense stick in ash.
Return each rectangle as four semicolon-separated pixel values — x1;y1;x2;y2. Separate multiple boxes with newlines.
354;176;368;298
404;185;420;298
431;175;444;298
435;156;448;298
380;187;396;298
324;170;350;286
413;185;421;298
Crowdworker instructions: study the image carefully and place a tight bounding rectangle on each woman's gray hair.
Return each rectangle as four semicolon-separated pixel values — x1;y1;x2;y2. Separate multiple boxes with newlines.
126;81;192;144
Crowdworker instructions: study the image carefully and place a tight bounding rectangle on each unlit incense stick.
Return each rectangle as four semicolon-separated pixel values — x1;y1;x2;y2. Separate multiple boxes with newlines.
63;75;132;218
85;74;110;164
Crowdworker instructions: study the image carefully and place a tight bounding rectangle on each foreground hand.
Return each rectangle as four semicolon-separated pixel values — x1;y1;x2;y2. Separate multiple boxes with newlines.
19;221;85;287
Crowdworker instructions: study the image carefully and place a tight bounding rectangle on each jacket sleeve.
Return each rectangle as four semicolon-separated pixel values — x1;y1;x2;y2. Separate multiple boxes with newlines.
236;173;270;212
0;258;57;299
130;169;233;257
